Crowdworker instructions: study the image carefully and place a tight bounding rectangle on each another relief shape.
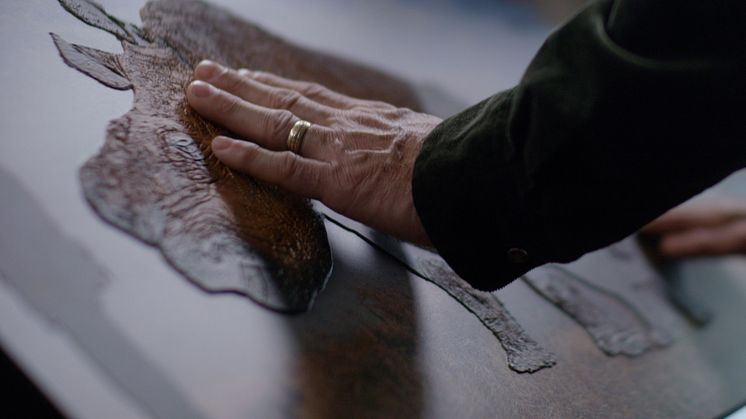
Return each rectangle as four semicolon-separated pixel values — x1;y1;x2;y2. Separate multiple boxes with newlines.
322;218;556;373
523;265;671;356
51;0;421;312
417;258;556;373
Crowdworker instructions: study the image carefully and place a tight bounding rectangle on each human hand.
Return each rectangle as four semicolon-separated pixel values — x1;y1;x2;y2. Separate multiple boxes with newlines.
185;60;441;246
642;198;746;258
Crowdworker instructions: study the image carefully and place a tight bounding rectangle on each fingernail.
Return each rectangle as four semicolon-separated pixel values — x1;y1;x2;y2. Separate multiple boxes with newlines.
237;68;252;77
212;136;232;151
195;60;221;80
189;80;212;98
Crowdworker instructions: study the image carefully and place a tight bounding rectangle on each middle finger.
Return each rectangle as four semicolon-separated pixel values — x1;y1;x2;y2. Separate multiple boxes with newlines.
193;60;336;124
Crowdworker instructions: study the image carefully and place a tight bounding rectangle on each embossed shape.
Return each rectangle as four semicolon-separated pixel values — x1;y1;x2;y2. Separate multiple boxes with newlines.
524;266;671;356
52;0;421;312
418;258;556;373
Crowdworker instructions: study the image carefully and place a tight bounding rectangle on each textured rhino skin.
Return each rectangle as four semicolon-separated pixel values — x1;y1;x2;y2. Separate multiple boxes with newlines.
52;0;422;312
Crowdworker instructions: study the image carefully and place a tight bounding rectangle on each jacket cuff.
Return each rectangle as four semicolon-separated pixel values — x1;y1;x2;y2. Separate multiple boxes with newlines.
412;90;548;291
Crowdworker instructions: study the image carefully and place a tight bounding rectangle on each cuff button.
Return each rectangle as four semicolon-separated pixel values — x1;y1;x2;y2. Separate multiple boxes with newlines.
507;248;529;264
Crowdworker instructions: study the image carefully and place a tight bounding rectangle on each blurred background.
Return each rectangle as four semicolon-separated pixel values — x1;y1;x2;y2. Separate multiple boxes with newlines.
147;0;590;115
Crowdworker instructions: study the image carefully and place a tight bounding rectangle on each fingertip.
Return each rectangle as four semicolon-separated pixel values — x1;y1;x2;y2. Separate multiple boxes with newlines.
194;60;223;81
187;80;213;99
211;136;242;168
212;136;260;162
211;136;233;152
211;137;266;176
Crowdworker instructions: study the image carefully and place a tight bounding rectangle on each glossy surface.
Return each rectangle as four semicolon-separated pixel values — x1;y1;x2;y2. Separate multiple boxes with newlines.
1;1;746;418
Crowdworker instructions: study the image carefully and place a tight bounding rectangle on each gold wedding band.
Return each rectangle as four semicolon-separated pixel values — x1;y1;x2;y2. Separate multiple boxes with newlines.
287;120;312;154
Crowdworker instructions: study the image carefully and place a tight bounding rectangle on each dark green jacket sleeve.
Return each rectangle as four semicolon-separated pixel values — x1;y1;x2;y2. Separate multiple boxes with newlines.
412;0;746;290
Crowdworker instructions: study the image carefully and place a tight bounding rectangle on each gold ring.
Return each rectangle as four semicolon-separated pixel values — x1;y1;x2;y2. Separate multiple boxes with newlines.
287;120;312;154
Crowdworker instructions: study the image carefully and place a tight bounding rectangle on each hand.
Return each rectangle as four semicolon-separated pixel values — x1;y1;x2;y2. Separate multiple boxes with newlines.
642;198;746;258
185;60;441;246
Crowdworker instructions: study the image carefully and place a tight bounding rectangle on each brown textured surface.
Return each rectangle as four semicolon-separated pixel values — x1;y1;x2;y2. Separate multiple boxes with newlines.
51;0;421;312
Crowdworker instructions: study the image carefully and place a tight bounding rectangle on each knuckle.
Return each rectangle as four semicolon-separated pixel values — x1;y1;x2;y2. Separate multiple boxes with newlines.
325;131;345;154
326;111;346;127
212;66;231;83
216;94;241;116
221;69;245;92
351;111;379;126
235;142;258;163
269;109;295;140
270;89;302;110
329;110;366;129
301;82;326;97
279;152;299;176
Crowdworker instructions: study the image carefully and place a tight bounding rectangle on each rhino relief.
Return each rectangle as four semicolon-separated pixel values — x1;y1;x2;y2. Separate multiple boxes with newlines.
51;0;422;312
